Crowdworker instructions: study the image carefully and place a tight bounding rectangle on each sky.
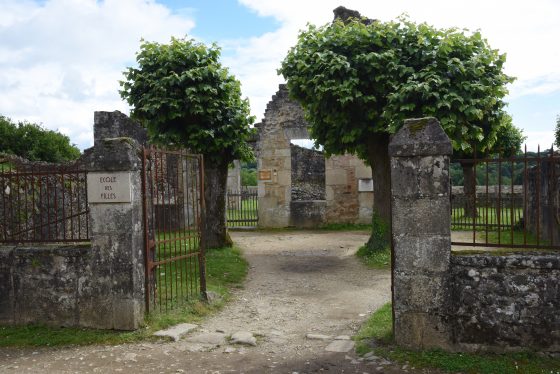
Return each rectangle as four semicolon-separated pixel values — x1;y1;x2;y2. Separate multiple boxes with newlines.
0;0;559;152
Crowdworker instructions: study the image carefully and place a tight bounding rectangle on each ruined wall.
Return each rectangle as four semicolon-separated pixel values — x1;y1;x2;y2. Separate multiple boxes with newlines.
256;84;373;228
291;144;325;201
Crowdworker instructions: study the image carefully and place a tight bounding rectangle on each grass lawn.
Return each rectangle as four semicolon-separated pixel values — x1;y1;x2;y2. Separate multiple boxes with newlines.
356;244;391;269
0;245;248;347
354;303;560;374
226;198;258;227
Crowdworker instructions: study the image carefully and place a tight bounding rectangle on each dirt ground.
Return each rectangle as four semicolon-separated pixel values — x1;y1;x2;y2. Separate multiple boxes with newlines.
0;230;433;373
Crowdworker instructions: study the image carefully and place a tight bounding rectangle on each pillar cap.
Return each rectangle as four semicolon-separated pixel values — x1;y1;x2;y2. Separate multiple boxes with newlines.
389;117;452;157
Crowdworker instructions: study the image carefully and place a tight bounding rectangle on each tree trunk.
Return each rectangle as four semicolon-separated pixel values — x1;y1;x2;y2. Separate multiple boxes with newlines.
203;159;232;249
460;160;478;218
365;134;392;251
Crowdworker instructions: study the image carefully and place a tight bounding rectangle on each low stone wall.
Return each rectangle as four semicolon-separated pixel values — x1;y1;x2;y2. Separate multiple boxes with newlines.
449;253;560;352
0;244;91;327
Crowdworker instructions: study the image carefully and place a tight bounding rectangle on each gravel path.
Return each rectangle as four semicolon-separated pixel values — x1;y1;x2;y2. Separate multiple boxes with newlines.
0;230;433;373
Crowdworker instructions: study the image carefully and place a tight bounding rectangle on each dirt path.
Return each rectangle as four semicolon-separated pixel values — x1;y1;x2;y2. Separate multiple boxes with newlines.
0;231;428;373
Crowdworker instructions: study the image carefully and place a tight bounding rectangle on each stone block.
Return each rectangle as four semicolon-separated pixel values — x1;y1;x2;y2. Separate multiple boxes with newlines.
391;156;450;197
391;197;451;237
276;170;291;186
393;235;451;272
395;311;452;350
112;298;143;330
393;272;447;313
325;169;348;186
355;166;372;179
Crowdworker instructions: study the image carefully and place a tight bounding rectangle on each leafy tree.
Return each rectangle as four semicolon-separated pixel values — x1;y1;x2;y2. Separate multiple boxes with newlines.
120;37;255;249
279;15;513;252
458;115;525;217
555;116;560;148
0;116;80;162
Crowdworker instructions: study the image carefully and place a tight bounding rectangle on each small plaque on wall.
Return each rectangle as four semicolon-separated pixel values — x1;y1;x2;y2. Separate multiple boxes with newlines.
358;178;374;192
259;170;272;181
87;172;132;203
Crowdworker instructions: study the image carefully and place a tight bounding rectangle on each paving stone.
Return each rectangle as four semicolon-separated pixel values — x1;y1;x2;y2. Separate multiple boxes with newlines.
334;335;351;340
186;332;227;346
306;333;332;340
230;331;257;346
153;323;198;342
325;340;355;353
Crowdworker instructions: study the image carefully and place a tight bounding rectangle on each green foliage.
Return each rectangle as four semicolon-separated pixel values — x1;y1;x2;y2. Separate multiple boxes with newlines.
279;16;514;159
120;37;255;165
0;245;248;347
0;116;80;162
555;115;560;148
240;166;257;186
356;303;560;373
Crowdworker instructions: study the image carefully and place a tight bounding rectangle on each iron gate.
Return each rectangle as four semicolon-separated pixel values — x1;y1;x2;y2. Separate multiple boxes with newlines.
226;187;258;228
141;146;206;313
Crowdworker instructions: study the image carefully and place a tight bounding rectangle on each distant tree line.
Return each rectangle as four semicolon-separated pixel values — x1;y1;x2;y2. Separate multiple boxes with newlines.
0;116;80;162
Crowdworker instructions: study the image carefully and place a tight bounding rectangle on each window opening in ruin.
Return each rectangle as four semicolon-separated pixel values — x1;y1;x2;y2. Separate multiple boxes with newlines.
290;139;326;201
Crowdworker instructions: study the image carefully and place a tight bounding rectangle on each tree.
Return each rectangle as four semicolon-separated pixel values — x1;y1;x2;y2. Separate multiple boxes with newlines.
120;37;255;249
457;115;525;218
555;116;560;148
0;116;80;162
279;14;513;252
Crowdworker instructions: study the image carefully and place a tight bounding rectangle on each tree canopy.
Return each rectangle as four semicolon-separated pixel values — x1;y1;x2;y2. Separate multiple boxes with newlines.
120;37;255;165
0;116;80;162
279;16;514;159
120;37;255;249
555;116;560;148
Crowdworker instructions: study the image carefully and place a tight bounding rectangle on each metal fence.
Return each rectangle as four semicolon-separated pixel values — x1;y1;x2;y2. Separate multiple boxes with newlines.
0;165;89;243
226;187;258;228
451;146;559;250
141;147;206;313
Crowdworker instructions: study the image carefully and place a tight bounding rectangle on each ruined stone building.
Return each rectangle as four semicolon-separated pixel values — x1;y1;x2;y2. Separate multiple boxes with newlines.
255;85;373;228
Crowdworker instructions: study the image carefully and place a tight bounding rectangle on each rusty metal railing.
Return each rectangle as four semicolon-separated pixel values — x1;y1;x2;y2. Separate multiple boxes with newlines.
141;146;206;313
0;164;90;243
451;146;559;251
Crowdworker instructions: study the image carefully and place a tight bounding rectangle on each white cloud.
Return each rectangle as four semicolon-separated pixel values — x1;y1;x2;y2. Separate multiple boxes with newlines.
232;0;560;127
0;0;194;149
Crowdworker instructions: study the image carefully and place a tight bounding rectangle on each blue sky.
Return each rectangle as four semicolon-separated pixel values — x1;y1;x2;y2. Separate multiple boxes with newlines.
0;0;558;151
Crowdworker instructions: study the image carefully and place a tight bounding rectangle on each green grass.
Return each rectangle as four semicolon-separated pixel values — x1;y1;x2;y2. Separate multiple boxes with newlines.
451;207;523;230
0;245;248;348
318;222;372;231
356;244;391;269
355;303;560;374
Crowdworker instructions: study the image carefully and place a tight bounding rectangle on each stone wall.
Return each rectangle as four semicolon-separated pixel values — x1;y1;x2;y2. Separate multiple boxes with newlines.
0;244;90;326
0;111;147;330
449;254;560;352
256;84;373;228
391;117;560;353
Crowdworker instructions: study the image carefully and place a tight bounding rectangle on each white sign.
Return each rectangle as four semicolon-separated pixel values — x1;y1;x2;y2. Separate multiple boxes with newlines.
358;178;374;192
87;172;132;203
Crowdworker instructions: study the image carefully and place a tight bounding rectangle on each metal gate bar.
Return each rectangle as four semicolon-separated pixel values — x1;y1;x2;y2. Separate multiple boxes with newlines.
142;146;206;313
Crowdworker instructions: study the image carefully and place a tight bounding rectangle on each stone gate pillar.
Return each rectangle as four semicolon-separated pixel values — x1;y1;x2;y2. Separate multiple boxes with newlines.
81;134;145;330
389;117;453;349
